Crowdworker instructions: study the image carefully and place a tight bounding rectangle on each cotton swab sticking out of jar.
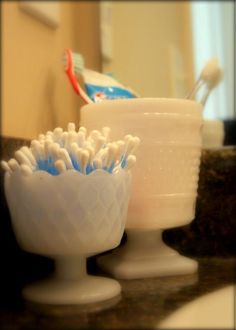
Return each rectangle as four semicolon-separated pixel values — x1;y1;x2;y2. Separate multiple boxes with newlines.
93;158;103;170
54;159;67;174
68;122;76;132
58;148;74;170
20;146;36;167
1;161;12;174
80;149;89;174
113;155;137;173
20;164;33;176
14;150;33;169
1;124;140;176
8;159;21;172
53;127;63;143
102;127;111;142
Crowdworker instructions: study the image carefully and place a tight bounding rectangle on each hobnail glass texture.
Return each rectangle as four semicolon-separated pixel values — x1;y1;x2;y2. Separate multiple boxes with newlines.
4;169;131;257
81;98;202;229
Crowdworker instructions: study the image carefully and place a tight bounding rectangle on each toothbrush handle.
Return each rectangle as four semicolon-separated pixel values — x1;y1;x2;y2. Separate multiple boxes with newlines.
186;78;203;99
201;88;211;107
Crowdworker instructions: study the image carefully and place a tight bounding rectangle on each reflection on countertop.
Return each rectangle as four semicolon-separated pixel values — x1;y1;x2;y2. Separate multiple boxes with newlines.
0;257;235;330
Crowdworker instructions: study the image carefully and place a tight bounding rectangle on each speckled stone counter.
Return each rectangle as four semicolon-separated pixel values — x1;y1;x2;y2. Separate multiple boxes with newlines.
164;147;236;257
0;257;235;330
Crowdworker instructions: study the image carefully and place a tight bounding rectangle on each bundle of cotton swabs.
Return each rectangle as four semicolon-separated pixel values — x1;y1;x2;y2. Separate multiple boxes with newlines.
1;123;140;176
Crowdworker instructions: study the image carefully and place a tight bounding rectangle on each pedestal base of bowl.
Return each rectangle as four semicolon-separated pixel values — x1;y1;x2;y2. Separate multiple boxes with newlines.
23;275;121;305
97;229;198;279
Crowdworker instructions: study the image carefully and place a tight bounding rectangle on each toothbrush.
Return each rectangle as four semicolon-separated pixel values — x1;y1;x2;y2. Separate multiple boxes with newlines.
200;59;223;106
187;58;223;102
62;49;93;104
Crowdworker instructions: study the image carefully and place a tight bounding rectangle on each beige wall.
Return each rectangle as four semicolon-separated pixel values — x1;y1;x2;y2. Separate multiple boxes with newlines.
2;1;101;139
103;2;194;98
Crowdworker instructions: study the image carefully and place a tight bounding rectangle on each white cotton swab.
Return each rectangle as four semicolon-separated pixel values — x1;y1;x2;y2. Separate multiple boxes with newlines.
116;140;126;160
66;131;77;152
85;145;95;164
58;148;74;170
80;149;89;174
78;126;87;138
123;136;140;159
53;127;63;143
102;127;111;142
49;143;60;161
123;155;136;170
61;132;69;148
54;159;67;174
38;134;45;143
113;155;136;173
30;140;45;161
14;150;33;168
94;136;106;154
1;125;140;176
1;160;12;173
44;139;53;160
67;122;76;132
8;158;20;172
77;131;86;147
20;146;36;166
46;131;53;140
106;143;118;169
88;130;101;146
93;158;103;170
20;164;33;176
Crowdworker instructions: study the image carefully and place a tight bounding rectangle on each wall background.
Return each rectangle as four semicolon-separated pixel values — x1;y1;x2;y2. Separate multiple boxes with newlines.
2;1;101;139
2;1;194;139
102;2;194;99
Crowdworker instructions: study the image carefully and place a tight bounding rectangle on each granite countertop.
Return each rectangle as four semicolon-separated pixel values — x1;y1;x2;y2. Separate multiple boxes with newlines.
0;257;235;330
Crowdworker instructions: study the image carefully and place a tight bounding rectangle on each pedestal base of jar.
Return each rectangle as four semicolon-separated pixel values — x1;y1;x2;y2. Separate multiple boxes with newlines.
23;257;121;305
23;275;121;305
97;229;198;279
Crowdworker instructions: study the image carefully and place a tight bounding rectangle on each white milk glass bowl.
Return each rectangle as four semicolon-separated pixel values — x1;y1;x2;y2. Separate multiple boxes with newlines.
4;169;131;304
80;98;202;279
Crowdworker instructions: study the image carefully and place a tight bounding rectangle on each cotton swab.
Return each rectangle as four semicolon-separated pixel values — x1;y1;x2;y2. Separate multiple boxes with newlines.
113;155;136;173
1;161;12;173
58;148;74;170
20;164;33;176
1;124;140;176
80;149;89;174
93;158;103;170
68;122;76;132
20;146;36;166
53;127;63;143
8;159;20;172
54;159;67;174
102;127;111;142
14;150;33;168
123;155;136;170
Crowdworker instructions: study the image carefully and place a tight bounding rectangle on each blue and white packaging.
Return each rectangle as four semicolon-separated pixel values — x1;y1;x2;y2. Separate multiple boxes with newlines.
82;69;137;102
